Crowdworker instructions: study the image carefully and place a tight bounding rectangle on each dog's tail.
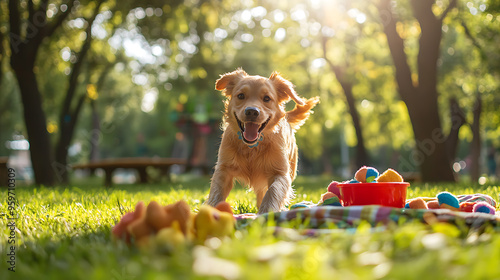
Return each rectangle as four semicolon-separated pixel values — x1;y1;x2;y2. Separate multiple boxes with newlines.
286;96;320;130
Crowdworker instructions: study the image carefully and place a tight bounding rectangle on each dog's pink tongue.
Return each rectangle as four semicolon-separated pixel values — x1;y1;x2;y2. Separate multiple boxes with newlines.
243;122;259;142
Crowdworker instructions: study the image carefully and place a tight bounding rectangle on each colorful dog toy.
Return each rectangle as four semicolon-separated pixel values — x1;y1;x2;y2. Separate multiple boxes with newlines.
355;166;379;183
472;202;496;214
317;181;342;206
315;167;407;208
346;166;404;184
406;192;497;215
376;168;404;183
112;200;235;247
437;191;460;211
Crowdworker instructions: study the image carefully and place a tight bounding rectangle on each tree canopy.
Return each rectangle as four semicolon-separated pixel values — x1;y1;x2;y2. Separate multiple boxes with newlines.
0;0;499;184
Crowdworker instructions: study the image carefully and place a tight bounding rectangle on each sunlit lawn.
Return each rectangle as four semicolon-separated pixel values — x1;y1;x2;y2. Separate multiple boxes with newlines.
1;176;499;280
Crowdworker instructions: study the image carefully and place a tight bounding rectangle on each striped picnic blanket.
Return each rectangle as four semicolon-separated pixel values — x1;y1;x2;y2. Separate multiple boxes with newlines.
414;193;497;207
235;205;500;232
261;206;499;228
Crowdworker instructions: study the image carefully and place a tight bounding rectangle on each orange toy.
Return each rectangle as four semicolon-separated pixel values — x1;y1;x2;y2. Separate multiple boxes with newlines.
112;200;235;247
376;168;404;182
408;198;428;209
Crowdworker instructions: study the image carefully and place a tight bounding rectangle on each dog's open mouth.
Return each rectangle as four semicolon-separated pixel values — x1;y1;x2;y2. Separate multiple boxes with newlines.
234;113;270;144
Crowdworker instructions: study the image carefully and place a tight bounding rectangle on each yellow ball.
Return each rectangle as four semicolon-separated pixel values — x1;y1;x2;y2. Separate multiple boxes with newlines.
377;168;404;182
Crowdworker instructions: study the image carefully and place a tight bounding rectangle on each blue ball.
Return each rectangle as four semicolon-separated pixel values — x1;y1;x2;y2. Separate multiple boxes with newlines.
348;179;359;184
437;192;460;208
290;202;311;210
473;202;496;214
365;167;379;183
475;205;491;214
322;196;342;206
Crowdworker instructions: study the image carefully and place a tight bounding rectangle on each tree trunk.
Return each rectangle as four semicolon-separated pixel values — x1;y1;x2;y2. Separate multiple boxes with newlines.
378;0;456;182
405;92;455;181
87;62;113;163
321;38;369;168
9;7;57;185
54;1;104;184
445;98;467;162
469;93;482;182
55;94;86;184
11;65;56;186
8;0;75;186
342;81;369;168
89;100;101;162
0;30;4;87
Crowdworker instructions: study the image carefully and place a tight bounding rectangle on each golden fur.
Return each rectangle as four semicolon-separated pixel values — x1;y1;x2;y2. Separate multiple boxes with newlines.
206;69;319;213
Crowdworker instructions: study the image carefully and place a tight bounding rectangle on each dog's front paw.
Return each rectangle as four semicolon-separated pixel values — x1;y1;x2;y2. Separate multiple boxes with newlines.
205;198;219;207
257;204;281;214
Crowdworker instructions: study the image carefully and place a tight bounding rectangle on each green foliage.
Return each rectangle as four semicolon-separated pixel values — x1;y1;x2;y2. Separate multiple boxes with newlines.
0;178;499;279
1;0;500;176
437;0;500;151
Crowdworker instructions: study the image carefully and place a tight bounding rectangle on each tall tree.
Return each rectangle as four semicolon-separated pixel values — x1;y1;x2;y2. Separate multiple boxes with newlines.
0;0;6;87
8;0;76;185
0;25;5;87
378;0;457;181
458;3;500;181
321;37;369;168
469;92;482;181
54;0;105;184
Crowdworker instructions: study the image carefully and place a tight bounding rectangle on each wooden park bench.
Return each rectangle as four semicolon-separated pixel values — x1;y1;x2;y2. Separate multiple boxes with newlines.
72;157;187;186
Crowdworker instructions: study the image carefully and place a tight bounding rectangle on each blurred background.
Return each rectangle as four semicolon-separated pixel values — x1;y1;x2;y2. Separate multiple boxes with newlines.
0;0;499;185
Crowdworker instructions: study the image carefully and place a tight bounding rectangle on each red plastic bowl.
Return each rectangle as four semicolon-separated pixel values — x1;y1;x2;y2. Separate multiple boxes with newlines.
338;182;410;208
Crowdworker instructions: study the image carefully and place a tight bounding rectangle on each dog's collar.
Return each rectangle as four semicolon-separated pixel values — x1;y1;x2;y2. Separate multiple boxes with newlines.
237;131;264;148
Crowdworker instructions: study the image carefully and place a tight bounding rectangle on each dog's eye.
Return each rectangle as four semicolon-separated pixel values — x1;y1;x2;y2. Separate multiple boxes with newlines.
237;93;245;100
263;96;271;102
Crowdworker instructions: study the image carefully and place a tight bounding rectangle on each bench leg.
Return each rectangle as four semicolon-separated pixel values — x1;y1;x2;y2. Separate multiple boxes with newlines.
137;167;148;184
104;168;114;187
0;165;7;187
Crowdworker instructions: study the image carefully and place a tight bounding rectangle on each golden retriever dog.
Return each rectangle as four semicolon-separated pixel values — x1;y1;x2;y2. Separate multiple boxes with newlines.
206;69;319;214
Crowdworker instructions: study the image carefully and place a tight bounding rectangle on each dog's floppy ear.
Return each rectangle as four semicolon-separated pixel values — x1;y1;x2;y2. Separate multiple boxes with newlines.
215;69;248;96
269;72;305;106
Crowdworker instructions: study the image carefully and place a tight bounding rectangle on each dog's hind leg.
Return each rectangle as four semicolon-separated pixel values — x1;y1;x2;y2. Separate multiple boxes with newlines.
206;168;234;207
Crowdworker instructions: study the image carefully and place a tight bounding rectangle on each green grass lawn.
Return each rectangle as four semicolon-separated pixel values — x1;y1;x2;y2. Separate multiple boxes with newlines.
1;176;499;280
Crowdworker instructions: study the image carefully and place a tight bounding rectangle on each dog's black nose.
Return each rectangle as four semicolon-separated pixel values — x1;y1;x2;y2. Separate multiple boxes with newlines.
245;107;260;120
